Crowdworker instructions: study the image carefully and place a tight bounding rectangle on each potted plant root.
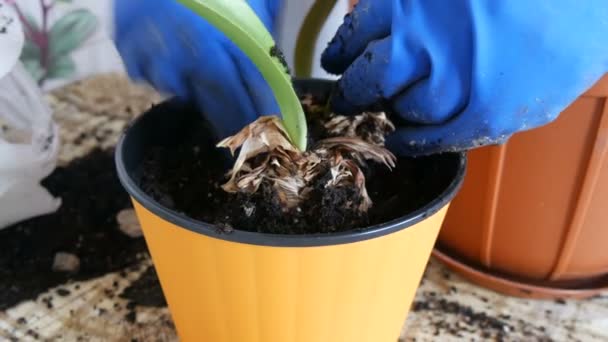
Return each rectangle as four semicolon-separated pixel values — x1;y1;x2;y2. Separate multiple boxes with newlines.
215;107;398;234
115;1;465;341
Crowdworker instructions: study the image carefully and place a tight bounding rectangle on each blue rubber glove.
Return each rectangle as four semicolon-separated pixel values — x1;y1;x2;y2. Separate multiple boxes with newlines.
114;0;281;140
322;0;608;156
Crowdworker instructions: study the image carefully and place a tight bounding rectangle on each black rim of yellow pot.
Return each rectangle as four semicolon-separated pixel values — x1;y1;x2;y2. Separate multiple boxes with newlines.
115;79;467;247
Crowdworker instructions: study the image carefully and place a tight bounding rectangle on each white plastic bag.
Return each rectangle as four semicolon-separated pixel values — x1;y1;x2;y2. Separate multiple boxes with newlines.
0;2;61;229
0;0;23;79
0;62;62;229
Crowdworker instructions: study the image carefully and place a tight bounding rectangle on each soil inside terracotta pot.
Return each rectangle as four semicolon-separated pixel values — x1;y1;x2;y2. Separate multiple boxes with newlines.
137;95;454;234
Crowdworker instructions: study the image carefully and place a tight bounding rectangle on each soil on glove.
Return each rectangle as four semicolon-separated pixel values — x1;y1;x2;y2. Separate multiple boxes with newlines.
0;149;148;310
138;95;455;235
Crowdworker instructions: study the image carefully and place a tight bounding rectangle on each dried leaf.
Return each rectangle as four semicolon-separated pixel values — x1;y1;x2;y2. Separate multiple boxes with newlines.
218;116;296;192
217;116;293;155
324;112;395;145
316;137;396;169
344;160;372;212
272;176;306;209
217;114;394;213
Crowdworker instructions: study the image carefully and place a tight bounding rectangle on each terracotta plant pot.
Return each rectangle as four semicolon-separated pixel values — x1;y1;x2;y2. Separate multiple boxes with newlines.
434;75;608;299
115;79;466;341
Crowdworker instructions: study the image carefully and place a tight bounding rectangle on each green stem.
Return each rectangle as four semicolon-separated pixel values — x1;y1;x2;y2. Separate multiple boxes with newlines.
294;0;337;77
177;0;307;151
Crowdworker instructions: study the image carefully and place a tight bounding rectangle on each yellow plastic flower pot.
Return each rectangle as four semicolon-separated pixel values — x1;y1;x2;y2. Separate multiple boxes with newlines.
115;79;466;342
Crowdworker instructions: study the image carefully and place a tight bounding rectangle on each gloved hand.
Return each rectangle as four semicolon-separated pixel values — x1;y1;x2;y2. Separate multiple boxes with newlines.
114;0;281;140
322;0;608;156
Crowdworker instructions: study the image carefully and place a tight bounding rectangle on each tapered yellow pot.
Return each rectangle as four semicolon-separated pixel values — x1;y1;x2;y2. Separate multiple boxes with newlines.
116;80;466;342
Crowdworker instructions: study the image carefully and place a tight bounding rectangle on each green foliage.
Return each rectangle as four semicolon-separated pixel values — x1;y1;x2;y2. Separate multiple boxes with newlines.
46;55;75;79
177;0;308;150
49;9;97;61
18;4;97;85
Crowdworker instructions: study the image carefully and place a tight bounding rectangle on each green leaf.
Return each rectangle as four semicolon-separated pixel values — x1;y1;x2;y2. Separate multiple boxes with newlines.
23;12;41;31
178;0;308;151
49;9;98;60
295;0;337;77
20;40;41;61
21;58;45;82
46;55;76;79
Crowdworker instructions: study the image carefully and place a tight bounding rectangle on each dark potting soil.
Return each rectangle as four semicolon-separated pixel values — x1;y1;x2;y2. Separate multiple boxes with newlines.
0;149;148;310
120;265;166;307
269;45;291;75
137;95;454;235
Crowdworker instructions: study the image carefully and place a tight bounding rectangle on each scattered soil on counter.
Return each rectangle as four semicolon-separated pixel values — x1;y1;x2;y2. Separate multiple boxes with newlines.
0;149;148;310
117;265;167;326
138;95;455;235
412;291;554;341
120;265;166;307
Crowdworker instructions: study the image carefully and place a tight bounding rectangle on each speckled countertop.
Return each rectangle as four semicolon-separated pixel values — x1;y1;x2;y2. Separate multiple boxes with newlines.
1;74;607;341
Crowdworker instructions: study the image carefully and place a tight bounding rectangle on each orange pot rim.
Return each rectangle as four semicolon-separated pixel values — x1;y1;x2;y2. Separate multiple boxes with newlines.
115;79;467;247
